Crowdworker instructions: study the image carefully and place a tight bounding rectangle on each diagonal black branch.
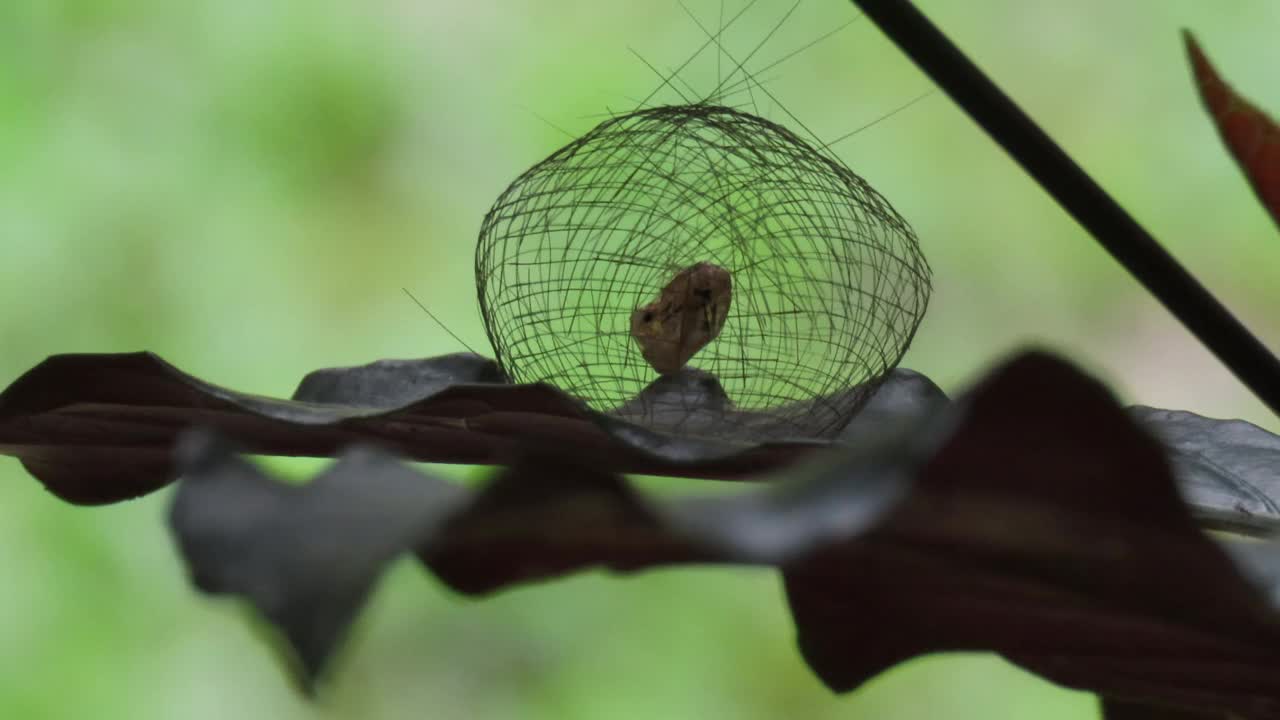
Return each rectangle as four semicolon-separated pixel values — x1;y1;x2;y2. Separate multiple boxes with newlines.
848;0;1280;419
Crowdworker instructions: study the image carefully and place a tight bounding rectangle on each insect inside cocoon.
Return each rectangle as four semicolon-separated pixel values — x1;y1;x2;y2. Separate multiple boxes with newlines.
629;262;732;375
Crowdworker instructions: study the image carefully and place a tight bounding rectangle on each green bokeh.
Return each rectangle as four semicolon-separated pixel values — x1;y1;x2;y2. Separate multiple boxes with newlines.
3;1;1277;717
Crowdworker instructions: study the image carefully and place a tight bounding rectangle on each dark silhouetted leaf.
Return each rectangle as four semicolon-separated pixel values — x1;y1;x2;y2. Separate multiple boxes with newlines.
1102;697;1240;720
292;352;507;407
785;353;1280;719
169;433;716;686
1134;406;1280;534
14;348;1271;527
170;430;468;689
424;455;719;595
164;350;1280;718
8;352;914;502
1186;31;1280;231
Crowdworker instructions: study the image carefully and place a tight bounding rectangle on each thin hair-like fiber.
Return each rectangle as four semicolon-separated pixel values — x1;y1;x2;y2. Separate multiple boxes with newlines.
475;4;931;442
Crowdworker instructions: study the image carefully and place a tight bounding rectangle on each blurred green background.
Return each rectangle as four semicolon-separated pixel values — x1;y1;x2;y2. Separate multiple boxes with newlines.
3;0;1279;717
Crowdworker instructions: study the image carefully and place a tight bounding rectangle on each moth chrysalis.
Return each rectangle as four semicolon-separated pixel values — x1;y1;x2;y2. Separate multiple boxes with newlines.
630;262;732;374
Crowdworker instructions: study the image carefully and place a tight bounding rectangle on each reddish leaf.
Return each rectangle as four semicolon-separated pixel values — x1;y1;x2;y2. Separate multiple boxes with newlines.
1185;30;1280;230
